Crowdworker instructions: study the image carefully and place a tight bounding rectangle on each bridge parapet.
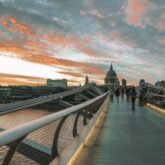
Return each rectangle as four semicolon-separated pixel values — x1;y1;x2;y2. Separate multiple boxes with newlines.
0;90;109;165
147;93;165;109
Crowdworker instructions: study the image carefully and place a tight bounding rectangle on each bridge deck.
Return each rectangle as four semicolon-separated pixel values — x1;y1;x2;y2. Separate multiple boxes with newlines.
78;98;165;165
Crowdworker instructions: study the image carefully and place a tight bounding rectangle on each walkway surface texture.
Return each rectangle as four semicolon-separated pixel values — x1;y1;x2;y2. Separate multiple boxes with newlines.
79;97;165;165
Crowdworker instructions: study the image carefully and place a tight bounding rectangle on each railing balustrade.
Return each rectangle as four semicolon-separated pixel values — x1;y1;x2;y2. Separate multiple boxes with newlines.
0;91;109;165
147;93;165;108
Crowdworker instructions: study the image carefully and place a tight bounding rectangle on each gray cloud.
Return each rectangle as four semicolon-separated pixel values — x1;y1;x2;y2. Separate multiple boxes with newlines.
0;0;164;84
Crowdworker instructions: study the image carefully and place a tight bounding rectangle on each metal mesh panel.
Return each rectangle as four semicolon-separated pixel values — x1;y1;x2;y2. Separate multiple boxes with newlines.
10;152;39;165
0;146;10;163
27;121;60;148
9;120;60;165
58;114;75;152
77;114;85;134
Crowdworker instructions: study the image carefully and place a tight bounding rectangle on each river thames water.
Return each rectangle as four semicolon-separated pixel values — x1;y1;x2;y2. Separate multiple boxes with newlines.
0;108;53;130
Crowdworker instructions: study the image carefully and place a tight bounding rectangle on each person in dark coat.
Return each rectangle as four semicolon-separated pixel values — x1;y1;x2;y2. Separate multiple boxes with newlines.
126;87;130;102
139;88;145;106
130;86;137;111
115;88;120;103
121;88;124;101
109;87;115;102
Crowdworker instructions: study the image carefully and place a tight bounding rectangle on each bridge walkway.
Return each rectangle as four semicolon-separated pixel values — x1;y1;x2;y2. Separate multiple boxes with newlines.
77;97;165;165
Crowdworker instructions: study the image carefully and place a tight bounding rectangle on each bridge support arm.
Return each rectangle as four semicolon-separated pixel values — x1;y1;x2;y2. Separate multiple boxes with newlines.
3;136;26;165
58;99;73;108
79;93;90;101
86;90;98;97
92;86;104;95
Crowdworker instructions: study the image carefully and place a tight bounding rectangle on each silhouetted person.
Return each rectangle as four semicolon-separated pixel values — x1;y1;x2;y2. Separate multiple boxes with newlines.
109;87;115;102
126;87;130;102
115;88;120;103
143;88;148;105
139;88;145;107
130;86;137;111
121;88;124;101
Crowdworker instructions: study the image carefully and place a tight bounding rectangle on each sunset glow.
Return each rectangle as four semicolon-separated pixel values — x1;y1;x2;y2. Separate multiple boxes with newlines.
0;0;164;86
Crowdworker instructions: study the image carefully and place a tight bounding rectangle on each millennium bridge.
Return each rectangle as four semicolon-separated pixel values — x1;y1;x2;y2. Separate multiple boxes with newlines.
0;84;164;165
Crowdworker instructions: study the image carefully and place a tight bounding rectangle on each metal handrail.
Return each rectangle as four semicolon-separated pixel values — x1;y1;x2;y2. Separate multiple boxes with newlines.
0;91;109;147
147;93;165;98
142;84;165;90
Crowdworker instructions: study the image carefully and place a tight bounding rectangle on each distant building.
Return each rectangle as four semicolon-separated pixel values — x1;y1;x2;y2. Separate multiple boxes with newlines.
139;79;145;86
0;86;32;102
0;86;31;97
47;79;67;88
104;63;119;87
122;79;127;87
155;80;165;88
31;86;66;97
84;75;89;86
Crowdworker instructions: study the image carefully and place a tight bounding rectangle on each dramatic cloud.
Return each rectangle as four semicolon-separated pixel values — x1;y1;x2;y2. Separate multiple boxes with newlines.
124;0;154;28
0;0;164;86
0;73;45;86
0;41;105;79
0;16;33;35
158;22;165;31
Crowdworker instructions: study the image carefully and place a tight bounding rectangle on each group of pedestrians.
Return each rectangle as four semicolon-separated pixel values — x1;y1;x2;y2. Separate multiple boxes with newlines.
109;87;124;104
109;87;120;103
109;86;147;111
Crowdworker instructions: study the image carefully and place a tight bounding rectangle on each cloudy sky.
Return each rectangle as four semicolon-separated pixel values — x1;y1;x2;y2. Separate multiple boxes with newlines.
0;0;164;86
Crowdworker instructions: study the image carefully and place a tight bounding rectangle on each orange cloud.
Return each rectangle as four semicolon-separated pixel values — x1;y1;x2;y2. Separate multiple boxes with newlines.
45;33;73;46
1;18;102;59
24;40;50;54
0;42;24;56
109;31;138;48
0;16;33;36
117;72;138;86
77;46;101;57
0;73;44;80
0;19;16;33
158;22;165;31
58;71;84;78
68;79;82;86
53;58;105;75
125;0;153;27
44;32;91;50
0;73;45;86
0;41;104;77
43;32;107;58
0;17;106;84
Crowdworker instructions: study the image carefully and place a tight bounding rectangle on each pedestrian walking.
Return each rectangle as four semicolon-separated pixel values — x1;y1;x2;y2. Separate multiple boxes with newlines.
115;88;120;103
126;87;130;102
109;87;114;102
139;88;145;107
130;86;137;111
121;88;124;101
143;88;148;105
